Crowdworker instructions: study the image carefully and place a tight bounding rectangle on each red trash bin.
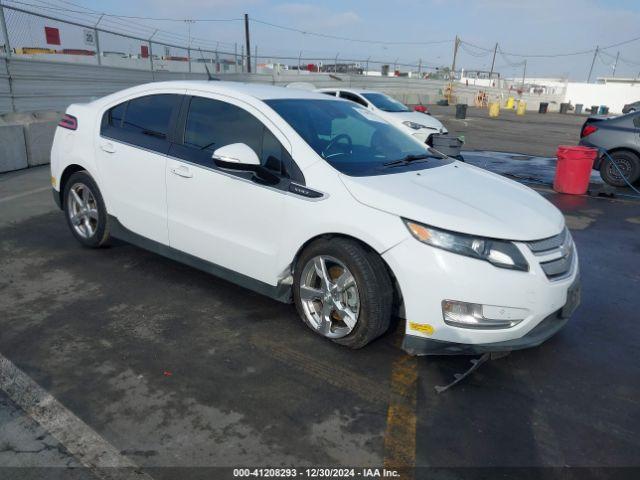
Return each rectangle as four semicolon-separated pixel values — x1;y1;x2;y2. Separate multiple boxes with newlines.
553;146;598;195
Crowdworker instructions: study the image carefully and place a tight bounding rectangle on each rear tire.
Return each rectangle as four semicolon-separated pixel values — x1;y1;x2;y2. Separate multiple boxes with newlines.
293;237;393;349
600;151;640;187
63;171;110;248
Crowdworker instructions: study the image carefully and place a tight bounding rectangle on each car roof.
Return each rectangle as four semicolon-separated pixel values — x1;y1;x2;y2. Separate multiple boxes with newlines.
100;80;337;103
318;88;380;95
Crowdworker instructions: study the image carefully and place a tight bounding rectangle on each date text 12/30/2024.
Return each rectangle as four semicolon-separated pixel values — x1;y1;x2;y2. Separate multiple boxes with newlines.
233;468;402;478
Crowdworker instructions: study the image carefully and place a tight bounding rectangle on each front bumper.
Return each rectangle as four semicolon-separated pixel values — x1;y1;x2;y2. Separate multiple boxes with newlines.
382;236;580;356
402;309;570;355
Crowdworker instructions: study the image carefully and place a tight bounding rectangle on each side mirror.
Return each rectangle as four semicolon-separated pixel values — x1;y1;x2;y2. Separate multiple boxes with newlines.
212;143;260;170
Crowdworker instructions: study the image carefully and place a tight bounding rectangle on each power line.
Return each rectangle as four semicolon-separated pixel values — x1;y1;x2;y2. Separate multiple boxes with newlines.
249;18;454;46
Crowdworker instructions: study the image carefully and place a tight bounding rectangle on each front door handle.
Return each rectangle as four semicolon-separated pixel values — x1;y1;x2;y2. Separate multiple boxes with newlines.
171;166;193;178
100;142;116;153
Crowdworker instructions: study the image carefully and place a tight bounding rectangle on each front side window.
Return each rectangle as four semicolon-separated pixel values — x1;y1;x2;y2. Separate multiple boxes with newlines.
361;93;409;112
180;96;301;180
266;99;451;176
339;91;368;107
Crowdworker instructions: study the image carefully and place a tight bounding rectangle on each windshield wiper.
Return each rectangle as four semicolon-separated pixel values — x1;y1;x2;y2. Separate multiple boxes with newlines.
383;154;432;167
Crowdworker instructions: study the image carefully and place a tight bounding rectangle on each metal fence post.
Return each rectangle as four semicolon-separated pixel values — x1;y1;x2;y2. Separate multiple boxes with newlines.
94;28;101;65
188;47;191;73
0;1;11;58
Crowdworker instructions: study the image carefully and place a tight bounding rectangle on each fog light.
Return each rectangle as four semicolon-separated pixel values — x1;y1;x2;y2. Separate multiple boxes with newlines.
442;300;527;329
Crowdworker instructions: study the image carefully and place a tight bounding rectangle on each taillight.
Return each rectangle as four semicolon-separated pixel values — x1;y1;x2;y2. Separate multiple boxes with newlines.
58;114;77;130
581;124;597;137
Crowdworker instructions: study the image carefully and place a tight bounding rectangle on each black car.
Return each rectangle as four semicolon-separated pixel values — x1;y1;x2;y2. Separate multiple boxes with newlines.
622;100;640;114
579;111;640;186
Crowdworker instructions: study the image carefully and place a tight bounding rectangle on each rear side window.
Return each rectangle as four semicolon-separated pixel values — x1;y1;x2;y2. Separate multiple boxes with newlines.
101;94;181;153
108;102;126;127
123;94;178;138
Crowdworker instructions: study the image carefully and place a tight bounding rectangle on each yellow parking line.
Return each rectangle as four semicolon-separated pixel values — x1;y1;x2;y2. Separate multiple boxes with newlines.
383;333;418;476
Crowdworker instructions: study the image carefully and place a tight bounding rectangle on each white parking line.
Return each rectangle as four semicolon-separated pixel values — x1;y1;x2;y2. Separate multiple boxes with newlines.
0;186;51;203
0;351;153;479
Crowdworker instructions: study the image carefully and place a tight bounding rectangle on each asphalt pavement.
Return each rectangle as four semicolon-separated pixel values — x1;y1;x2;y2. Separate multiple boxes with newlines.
0;110;639;479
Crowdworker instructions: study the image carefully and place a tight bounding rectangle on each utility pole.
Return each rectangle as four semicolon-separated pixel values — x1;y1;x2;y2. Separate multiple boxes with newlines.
450;35;460;80
418;58;422;77
93;14;104;65
522;59;527;87
489;42;498;79
185;19;194;73
612;51;620;78
447;35;460;102
149;29;158;78
244;13;251;73
587;45;599;83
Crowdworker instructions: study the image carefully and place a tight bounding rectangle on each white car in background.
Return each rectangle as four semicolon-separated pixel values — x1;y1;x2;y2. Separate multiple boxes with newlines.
317;88;447;144
50;81;579;355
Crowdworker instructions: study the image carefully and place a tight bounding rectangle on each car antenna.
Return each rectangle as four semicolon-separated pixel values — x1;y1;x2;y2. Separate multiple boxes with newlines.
198;48;219;81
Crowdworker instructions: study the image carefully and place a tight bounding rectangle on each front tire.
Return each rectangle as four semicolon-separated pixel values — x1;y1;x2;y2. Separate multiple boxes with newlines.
63;171;110;248
293;237;393;349
600;150;640;187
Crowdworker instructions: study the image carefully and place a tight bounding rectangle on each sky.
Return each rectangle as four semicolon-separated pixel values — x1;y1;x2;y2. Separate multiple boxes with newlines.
6;0;640;80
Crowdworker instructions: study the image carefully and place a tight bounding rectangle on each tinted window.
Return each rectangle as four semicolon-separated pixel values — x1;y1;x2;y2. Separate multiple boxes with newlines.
267;99;451;176
109;102;126;127
339;91;368;107
181;97;299;179
184;96;263;154
361;93;409;112
101;94;180;154
123;94;179;138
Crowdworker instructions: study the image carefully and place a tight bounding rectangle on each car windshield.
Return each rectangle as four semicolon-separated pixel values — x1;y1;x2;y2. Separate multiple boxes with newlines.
266;99;451;176
361;93;410;112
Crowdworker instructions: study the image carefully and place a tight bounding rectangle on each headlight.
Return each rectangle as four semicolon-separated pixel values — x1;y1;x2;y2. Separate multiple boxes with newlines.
402;121;427;130
403;220;529;271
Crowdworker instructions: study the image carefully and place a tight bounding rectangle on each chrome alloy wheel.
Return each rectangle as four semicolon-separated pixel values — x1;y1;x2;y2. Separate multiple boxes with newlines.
67;183;99;239
299;255;360;338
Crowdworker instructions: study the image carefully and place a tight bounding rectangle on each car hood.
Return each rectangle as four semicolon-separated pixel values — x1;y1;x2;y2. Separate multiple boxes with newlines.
339;162;564;241
379;110;445;131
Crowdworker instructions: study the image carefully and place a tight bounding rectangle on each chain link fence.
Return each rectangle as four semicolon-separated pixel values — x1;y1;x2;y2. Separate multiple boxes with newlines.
0;4;245;74
0;3;444;78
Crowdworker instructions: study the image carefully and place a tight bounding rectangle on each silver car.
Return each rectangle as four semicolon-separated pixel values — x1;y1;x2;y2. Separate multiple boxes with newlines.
579;111;640;186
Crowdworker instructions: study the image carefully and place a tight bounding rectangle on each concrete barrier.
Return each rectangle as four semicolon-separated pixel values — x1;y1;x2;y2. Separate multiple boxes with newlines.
0;124;28;173
24;120;58;167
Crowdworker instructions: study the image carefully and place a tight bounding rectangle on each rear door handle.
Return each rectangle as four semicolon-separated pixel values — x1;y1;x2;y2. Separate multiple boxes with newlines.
100;142;116;153
171;166;193;178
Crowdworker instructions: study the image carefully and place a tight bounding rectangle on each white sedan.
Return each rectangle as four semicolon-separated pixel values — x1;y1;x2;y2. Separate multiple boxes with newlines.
50;81;579;354
317;88;447;144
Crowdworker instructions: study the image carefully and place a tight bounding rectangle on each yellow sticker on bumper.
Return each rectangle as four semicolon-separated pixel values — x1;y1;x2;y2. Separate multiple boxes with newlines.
409;322;435;335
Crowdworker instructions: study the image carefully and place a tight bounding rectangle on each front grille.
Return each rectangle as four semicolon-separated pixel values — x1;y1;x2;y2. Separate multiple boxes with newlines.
527;228;575;280
527;228;569;254
540;247;574;279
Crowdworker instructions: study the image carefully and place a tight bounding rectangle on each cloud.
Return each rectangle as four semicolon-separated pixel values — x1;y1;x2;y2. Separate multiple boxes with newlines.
275;3;362;29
